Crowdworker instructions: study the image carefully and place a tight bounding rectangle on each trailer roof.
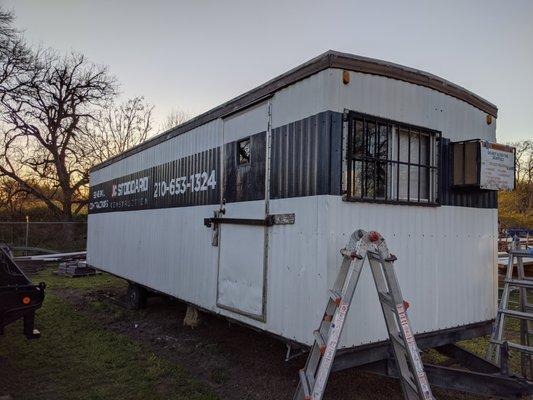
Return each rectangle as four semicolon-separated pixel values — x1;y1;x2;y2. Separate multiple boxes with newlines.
91;50;498;172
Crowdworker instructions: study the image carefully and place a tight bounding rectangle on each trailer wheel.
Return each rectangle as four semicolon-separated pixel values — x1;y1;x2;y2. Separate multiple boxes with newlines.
126;283;147;310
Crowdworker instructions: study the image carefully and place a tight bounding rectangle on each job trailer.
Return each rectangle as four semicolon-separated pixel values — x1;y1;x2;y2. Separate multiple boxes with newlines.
87;51;525;396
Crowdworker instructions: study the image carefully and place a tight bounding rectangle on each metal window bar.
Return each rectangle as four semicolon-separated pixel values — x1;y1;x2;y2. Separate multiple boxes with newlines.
345;112;440;206
346;117;353;199
396;126;400;201
407;127;411;202
418;131;421;203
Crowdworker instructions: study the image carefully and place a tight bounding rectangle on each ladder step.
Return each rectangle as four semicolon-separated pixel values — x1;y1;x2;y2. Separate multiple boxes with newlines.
390;332;406;349
509;250;533;257
313;330;327;354
340;248;361;259
367;251;381;262
505;278;533;289
490;340;533;355
525;304;533;313
403;375;421;397
329;289;342;305
378;292;395;310
500;309;533;321
299;369;312;400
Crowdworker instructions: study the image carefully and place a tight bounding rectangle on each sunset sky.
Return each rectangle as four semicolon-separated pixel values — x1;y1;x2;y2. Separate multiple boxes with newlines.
4;0;532;142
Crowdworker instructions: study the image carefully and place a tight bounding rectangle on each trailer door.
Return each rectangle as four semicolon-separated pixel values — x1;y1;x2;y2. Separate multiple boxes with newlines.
216;102;271;320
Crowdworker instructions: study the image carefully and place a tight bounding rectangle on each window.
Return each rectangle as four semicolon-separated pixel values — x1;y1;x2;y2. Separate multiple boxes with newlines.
344;112;440;205
237;138;251;165
451;140;480;187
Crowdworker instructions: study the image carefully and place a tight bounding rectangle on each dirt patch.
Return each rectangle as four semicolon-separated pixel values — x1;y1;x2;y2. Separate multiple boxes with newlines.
53;285;481;400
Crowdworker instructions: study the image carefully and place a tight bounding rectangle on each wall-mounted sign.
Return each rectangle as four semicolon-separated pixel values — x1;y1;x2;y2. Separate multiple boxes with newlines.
479;141;515;190
451;140;515;191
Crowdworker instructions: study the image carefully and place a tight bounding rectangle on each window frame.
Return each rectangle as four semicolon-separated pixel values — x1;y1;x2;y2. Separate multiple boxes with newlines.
343;111;441;206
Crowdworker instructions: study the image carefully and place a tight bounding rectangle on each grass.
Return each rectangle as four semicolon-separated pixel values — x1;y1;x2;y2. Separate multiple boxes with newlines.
1;266;527;399
32;268;127;292
423;290;525;375
0;268;217;400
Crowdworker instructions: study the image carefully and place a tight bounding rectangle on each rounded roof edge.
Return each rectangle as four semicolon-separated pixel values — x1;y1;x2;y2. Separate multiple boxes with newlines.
91;50;497;172
327;50;497;117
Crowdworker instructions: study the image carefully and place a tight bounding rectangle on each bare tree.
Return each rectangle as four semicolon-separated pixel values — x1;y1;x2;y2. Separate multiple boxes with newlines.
0;9;15;39
511;140;532;184
80;96;154;165
0;8;33;102
0;50;117;220
160;108;191;132
0;178;29;218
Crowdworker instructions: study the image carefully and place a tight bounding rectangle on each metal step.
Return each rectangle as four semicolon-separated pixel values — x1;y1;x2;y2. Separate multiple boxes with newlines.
329;289;342;305
299;369;311;399
509;250;533;257
313;330;326;354
390;332;406;349
378;291;395;310
505;279;533;289
500;309;533;321
490;340;533;355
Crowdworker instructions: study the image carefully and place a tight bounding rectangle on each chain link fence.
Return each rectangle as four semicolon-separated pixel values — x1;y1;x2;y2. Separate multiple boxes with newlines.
0;221;87;254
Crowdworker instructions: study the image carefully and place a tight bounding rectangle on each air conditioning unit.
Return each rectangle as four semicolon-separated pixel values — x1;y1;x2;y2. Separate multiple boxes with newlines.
451;140;515;190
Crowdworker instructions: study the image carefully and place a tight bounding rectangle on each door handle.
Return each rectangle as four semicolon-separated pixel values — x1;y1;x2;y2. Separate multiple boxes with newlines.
204;213;295;227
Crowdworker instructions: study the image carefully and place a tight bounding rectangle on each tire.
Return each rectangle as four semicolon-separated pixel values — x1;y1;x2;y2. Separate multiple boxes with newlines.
126;283;146;310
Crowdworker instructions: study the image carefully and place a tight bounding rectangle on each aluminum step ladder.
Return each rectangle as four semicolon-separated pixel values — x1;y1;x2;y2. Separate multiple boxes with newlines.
294;229;434;400
488;246;533;377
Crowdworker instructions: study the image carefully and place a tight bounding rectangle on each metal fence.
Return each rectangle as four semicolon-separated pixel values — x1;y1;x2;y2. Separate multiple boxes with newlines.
0;221;87;254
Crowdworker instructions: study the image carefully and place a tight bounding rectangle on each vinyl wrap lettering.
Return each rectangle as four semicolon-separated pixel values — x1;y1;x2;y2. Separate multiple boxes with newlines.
89;147;220;213
89;112;497;213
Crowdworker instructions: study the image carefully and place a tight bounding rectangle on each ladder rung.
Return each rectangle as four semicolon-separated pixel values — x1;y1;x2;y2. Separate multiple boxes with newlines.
340;248;361;259
390;332;406;349
403;375;420;397
378;292;395;310
313;330;327;354
505;279;533;289
500;309;533;321
321;317;332;330
510;250;533;257
299;369;312;400
490;340;533;355
329;289;342;305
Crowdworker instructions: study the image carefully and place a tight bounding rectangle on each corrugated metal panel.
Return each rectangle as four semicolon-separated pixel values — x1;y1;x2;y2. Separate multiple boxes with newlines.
270;111;343;199
337;70;496;143
90;119;222;186
223;132;266;203
88;65;498;348
326;197;496;348
266;196;496;347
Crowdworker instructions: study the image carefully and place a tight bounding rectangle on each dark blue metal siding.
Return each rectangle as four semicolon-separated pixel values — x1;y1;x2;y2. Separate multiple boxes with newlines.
270;111;342;199
89;111;497;214
88;147;220;213
223;131;266;203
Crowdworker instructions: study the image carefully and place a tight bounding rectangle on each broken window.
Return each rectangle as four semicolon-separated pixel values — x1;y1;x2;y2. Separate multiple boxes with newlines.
237;138;251;165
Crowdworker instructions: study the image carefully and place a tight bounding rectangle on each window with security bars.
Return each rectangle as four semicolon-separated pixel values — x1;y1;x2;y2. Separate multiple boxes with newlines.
344;112;440;205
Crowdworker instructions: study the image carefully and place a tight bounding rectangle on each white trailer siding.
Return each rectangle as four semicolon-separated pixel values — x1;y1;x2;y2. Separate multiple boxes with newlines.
88;51;498;349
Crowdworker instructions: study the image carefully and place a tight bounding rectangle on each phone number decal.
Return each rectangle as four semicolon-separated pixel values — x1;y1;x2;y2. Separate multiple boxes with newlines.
153;170;217;198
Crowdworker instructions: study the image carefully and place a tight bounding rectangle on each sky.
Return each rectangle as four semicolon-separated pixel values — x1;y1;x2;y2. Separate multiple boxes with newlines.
3;0;533;142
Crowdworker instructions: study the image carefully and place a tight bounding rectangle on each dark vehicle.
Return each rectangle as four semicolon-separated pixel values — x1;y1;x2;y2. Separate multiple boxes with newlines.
0;244;45;338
